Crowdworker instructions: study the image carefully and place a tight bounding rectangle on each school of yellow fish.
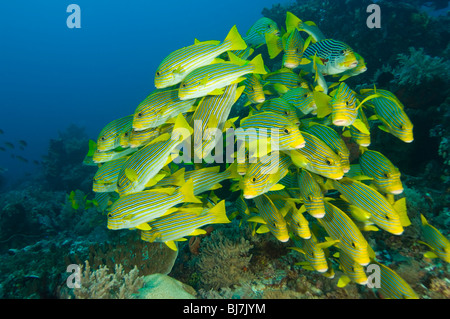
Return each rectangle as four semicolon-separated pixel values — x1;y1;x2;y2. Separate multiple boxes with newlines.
84;12;449;298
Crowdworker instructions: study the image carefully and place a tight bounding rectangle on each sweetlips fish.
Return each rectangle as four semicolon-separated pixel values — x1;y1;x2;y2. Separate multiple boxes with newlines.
191;83;244;160
285;11;326;43
132;88;196;131
178;53;266;100
335;250;368;287
243;17;280;48
251;193;290;242
345;107;371;147
289;130;344;180
93;157;128;193
96;115;133;152
304;122;350;173
236;111;305;156
242;74;265;105
361;88;414;143
332;177;406;235
281;87;316;115
107;178;201;230
337;52;367;82
241;151;292;199
257;97;300;126
289;233;337;273
140;200;230;251
419;214;450;263
320;200;371;266
302;39;358;76
374;261;419;299
263;68;307;95
285;204;311;239
359;149;404;195
297;169;325;218
329;82;358;126
266;27;307;69
92;146;137;164
154;25;247;88
117;113;193;195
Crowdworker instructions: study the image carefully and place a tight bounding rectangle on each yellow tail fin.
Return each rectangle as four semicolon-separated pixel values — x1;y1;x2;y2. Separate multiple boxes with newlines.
286;11;301;32
265;33;283;59
207;200;231;224
172;113;193;141
224;25;247;51
249;54;267;75
179;178;202;203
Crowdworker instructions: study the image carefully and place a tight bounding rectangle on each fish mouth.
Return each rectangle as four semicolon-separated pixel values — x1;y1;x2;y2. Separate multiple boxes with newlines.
317;267;329;273
284;62;298;69
332;119;350;126
295;142;306;149
255;97;265;103
404;138;414;143
390;188;404;195
392;229;404;236
334;174;344;180
358;279;368;285
343;167;350;173
360;142;371;147
279;236;290;242
244;194;256;199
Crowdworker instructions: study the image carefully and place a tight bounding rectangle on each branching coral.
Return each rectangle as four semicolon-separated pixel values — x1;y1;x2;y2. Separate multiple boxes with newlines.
72;261;144;299
394;47;450;86
196;230;254;290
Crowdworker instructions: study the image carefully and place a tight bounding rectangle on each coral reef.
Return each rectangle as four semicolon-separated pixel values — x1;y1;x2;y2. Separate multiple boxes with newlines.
69;261;144;299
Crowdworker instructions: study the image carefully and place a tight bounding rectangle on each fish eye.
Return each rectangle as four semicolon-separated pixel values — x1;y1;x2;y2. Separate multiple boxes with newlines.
137;112;143;118
107;213;112;218
252;177;256;183
340;50;346;55
284;111;289;115
124;132;129;137
383;172;389;178
182;83;186;88
325;159;333;166
156;71;160;77
284;128;290;134
267;24;272;29
345;101;349;106
101;137;105;141
303;94;308;99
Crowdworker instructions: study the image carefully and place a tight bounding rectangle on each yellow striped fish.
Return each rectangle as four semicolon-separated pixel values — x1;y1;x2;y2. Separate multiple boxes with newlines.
244;17;280;48
140;200;230;251
155;25;247;88
285;11;326;43
266;27;305;69
332;177;404;235
241;151;292;199
178;53;266;100
360;149;403;195
128;126;164;148
107;178;201;230
320;200;371;266
236;111;305;155
253;193;289;242
282;87;316;115
191;84;243;160
263;68;307;95
419;214;450;263
289;234;336;273
132;88;196;131
93;157;128;193
374;261;419;299
242;74;265;105
289;131;344;180
361;88;414;143
297;169;325;218
117;114;193;195
92;147;137;164
96;115;134;152
330;82;358;126
257;97;300;126
285;204;311;239
347;107;371;147
336;250;368;287
304;123;350;173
